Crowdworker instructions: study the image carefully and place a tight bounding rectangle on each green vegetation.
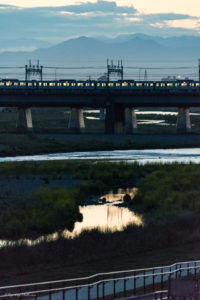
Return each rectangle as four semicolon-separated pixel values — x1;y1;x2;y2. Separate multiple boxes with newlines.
132;165;200;216
0;187;82;239
0;160;200;284
1;160;200;239
1;133;200;158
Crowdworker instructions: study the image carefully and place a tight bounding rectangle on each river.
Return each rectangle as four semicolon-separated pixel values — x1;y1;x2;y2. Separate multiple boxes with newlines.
0;147;199;246
1;187;143;247
0;148;200;164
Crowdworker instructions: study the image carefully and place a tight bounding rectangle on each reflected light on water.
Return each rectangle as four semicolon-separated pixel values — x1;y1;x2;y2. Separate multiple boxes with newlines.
0;188;143;247
100;188;137;204
2;204;142;246
63;204;143;238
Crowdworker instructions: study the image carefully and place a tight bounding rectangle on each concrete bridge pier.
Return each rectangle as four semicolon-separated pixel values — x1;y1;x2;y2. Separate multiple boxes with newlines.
125;108;137;134
16;108;33;132
105;105;137;134
100;108;105;121
176;107;191;134
105;104;125;134
68;108;85;133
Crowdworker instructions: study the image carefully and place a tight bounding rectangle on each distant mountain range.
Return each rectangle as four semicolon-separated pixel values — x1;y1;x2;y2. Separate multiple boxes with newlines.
96;33;200;49
0;34;200;74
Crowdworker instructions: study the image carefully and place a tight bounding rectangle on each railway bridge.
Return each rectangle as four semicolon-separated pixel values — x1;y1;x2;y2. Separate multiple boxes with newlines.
0;85;200;134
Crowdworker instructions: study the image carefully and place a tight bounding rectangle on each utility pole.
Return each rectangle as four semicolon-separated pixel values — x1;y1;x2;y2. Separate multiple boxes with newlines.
25;60;43;81
144;69;148;81
198;59;200;82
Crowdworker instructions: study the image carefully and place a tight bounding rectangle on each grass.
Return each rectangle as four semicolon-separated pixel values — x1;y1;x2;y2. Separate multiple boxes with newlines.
0;108;199;157
0;161;200;238
1;161;200;284
2;213;200;285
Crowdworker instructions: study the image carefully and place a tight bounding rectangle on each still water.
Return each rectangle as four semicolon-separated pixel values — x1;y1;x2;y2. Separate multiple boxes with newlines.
1;147;199;246
0;148;200;164
1;188;142;246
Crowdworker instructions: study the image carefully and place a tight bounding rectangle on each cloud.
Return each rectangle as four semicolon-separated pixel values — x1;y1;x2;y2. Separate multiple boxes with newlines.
148;14;200;32
0;0;199;45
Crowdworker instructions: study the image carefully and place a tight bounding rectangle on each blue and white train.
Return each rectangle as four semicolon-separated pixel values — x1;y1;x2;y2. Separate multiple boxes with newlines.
0;79;199;91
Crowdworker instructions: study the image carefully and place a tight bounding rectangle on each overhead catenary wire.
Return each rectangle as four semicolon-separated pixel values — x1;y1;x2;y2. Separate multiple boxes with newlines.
0;65;198;70
0;64;199;81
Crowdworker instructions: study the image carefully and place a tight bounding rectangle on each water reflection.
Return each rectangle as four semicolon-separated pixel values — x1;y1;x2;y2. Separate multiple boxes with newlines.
138;120;170;126
1;148;200;164
99;188;137;204
0;188;142;247
64;204;142;238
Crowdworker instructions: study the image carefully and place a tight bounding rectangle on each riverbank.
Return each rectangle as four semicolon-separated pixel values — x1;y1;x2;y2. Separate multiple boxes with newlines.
2;218;200;286
0;133;200;157
0;161;200;238
0;161;200;285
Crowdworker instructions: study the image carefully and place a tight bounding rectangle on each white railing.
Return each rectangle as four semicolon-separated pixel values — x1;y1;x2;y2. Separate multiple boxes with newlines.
0;259;200;300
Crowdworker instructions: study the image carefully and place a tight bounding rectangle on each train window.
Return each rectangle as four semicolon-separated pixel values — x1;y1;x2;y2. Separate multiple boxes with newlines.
57;83;62;86
115;83;121;87
6;81;12;86
122;82;128;87
38;82;42;86
160;83;166;87
136;83;143;87
71;83;76;86
14;82;19;86
49;82;56;86
108;83;114;87
130;82;135;87
101;83;106;87
175;83;179;87
86;83;91;87
167;83;174;87
0;82;4;86
181;82;187;87
77;82;84;87
28;83;32;86
195;83;200;87
43;83;48;86
20;82;26;86
144;83;149;87
156;83;160;87
149;83;154;87
190;83;194;87
63;82;70;86
91;83;95;87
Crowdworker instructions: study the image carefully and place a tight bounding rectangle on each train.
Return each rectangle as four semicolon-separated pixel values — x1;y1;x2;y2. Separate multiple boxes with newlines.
0;79;199;91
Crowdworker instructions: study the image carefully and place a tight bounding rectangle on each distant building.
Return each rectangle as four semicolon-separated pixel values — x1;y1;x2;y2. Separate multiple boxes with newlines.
161;75;190;81
161;75;178;81
97;73;107;81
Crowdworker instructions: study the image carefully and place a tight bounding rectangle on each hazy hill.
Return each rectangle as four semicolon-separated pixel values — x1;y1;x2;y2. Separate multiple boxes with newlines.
0;34;199;72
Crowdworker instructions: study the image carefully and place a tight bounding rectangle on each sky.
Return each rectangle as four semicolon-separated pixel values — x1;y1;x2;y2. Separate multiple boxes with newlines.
0;0;200;47
0;0;199;16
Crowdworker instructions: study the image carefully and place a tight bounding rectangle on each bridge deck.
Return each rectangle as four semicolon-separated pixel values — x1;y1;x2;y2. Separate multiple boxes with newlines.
0;89;200;107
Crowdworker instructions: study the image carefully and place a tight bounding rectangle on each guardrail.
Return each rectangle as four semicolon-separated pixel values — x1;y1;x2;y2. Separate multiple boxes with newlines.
0;260;200;300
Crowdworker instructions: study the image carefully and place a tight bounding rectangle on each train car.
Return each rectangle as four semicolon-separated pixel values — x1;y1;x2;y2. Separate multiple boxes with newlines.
154;80;200;92
0;79;199;92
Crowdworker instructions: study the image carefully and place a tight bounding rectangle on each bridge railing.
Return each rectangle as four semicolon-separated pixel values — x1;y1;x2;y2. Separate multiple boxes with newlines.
0;260;200;300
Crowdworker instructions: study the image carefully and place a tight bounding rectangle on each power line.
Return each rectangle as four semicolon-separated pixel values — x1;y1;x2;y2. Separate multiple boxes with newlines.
0;67;24;69
0;65;198;70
